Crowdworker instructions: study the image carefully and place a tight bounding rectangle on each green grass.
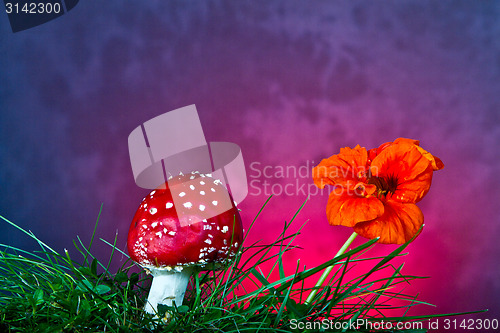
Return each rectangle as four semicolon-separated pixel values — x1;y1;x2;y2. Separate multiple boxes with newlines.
0;197;484;332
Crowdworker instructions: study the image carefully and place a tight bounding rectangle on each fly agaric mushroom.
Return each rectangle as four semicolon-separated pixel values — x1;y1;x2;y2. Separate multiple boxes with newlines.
127;172;243;316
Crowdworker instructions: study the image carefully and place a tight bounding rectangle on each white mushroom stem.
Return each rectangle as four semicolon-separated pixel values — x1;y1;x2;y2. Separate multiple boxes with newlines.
144;267;193;316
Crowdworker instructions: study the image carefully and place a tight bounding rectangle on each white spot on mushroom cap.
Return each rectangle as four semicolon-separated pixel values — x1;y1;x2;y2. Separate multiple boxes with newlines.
204;239;212;244
163;228;168;234
200;180;205;185
150;190;156;195
168;231;176;236
183;202;192;208
222;226;229;233
211;188;216;192
151;222;158;228
199;204;206;211
179;192;186;197
212;200;218;206
190;185;195;190
166;202;173;209
156;231;162;238
200;191;205;195
149;207;157;215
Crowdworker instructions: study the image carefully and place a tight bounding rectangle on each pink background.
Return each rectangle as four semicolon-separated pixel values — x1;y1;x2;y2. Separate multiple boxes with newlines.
1;2;499;331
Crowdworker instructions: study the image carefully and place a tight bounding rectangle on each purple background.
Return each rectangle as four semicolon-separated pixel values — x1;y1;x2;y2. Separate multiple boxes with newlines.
1;1;499;331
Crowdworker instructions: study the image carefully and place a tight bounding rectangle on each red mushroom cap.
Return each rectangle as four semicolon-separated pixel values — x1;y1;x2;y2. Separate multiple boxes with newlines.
127;172;243;270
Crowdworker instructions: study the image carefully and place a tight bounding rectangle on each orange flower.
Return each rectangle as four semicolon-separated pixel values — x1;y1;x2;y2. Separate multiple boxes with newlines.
313;138;443;244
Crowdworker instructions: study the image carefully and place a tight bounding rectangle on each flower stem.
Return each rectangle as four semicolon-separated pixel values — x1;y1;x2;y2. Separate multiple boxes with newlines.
305;232;357;305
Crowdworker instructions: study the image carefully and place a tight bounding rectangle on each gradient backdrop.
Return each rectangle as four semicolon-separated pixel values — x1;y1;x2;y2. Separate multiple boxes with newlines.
1;1;499;331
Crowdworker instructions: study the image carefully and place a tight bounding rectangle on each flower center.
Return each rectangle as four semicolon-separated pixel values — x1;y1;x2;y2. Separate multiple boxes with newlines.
368;175;398;198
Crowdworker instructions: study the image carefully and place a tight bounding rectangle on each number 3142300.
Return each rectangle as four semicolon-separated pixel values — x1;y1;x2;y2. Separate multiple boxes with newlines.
443;318;498;330
5;2;62;14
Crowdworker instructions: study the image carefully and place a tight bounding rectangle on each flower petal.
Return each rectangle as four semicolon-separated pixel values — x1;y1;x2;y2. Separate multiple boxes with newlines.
415;145;445;171
326;189;384;227
392;137;420;146
371;141;433;203
384;138;444;171
353;201;423;244
312;145;369;189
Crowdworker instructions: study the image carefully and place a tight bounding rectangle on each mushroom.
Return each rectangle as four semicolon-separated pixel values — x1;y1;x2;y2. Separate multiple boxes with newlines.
127;171;243;317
